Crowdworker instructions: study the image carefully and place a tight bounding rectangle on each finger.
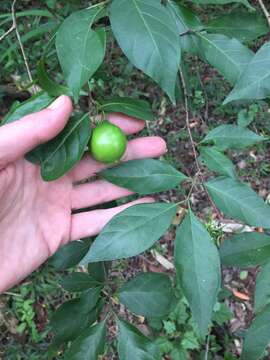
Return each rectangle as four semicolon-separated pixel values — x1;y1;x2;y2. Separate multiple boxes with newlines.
71;179;133;210
70;197;154;241
107;113;145;134
0;96;72;169
71;136;167;182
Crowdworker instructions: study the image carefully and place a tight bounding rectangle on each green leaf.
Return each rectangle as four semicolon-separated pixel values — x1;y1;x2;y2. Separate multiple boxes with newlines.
220;232;270;267
37;59;72;97
181;331;201;350
154;336;173;353
255;262;270;314
167;1;202;55
99;97;154;121
163;320;176;335
78;287;102;313
88;262;108;283
0;9;54;20
205;177;270;228
119;272;174;317
224;42;270;104
64;320;106;360
189;0;254;10
2;92;53;125
51;296;101;345
60;273;100;292
201;124;265;150
196;33;253;84
117;320;159;360
169;299;189;325
101;159;187;195
171;348;189;360
174;210;221;337
199;146;236;178
212;303;233;325
56;8;106;101
241;304;270;360
237;109;255;127
109;0;181;103
49;238;92;270
28;113;91;181
81;203;177;263
51;300;86;344
206;10;268;42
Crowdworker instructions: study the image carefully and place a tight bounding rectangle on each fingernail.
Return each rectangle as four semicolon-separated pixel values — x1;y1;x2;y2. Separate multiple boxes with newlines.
48;95;66;110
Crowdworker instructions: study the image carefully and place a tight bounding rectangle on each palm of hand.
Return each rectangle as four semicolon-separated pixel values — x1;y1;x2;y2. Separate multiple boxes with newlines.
0;159;72;289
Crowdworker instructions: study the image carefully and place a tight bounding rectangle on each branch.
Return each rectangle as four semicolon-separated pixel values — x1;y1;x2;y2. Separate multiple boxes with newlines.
0;1;36;92
179;30;192;37
0;23;15;42
204;333;210;360
258;0;270;28
0;0;17;42
179;67;222;220
179;67;201;174
11;0;37;92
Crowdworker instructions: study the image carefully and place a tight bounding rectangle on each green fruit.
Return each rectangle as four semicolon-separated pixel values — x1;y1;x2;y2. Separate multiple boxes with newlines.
90;120;127;163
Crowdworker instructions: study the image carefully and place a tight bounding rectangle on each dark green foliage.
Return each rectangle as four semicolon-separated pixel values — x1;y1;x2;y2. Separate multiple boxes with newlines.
1;0;270;358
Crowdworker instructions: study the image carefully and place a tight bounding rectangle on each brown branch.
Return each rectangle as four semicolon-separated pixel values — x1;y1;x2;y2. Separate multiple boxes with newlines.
11;2;32;82
205;333;210;360
0;0;18;42
0;23;15;42
258;0;270;28
11;0;37;92
179;67;222;220
179;67;201;173
179;30;192;37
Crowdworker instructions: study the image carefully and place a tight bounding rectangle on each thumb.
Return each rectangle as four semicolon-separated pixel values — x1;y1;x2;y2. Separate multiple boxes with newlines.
0;95;73;169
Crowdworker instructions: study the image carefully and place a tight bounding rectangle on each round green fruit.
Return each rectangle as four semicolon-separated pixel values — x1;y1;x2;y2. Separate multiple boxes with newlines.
90;120;127;163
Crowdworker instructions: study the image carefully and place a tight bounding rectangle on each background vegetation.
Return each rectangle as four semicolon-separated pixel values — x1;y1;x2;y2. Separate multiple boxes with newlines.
0;0;270;359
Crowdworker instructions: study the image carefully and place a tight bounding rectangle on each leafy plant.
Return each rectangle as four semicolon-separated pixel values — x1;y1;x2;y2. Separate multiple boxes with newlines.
14;287;41;343
1;0;270;358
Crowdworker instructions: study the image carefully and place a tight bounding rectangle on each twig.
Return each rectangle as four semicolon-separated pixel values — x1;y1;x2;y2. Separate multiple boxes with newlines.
0;0;17;42
179;67;222;220
258;0;270;28
3;291;22;297
0;22;15;42
179;67;201;173
11;0;37;92
179;29;192;37
101;289;119;306
205;333;210;360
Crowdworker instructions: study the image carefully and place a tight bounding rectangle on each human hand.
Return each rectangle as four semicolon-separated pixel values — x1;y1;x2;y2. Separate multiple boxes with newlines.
0;95;166;293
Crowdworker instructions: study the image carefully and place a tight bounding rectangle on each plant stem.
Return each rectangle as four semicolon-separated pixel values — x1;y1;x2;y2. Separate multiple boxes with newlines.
3;291;22;297
179;67;201;173
179;29;192;37
0;0;17;43
10;0;37;93
205;333;210;360
179;67;222;220
258;0;270;27
0;22;15;42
